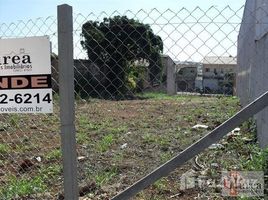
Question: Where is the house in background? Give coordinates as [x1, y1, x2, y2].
[175, 61, 199, 92]
[202, 56, 237, 94]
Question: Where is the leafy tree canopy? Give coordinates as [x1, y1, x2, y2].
[81, 15, 163, 97]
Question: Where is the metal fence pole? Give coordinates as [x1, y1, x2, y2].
[58, 4, 79, 200]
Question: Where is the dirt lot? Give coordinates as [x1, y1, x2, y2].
[2, 93, 259, 199]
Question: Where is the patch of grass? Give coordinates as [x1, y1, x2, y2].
[197, 118, 268, 198]
[242, 145, 268, 171]
[156, 136, 170, 149]
[153, 178, 169, 191]
[45, 149, 62, 161]
[183, 115, 195, 123]
[0, 175, 47, 200]
[138, 92, 190, 100]
[9, 114, 20, 128]
[142, 133, 170, 149]
[42, 114, 60, 131]
[78, 115, 101, 131]
[39, 164, 62, 183]
[96, 133, 115, 152]
[52, 92, 60, 102]
[107, 125, 128, 135]
[160, 152, 173, 163]
[142, 133, 157, 144]
[1, 93, 243, 199]
[238, 145, 268, 200]
[94, 167, 118, 187]
[0, 164, 62, 199]
[77, 115, 109, 144]
[112, 152, 124, 163]
[77, 131, 89, 144]
[0, 144, 10, 155]
[15, 143, 39, 153]
[0, 122, 8, 131]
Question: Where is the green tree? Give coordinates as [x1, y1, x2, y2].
[81, 15, 163, 98]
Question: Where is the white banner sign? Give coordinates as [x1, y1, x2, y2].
[0, 36, 53, 113]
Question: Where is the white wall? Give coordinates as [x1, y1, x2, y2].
[237, 0, 268, 148]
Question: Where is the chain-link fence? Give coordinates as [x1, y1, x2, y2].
[0, 14, 61, 200]
[2, 4, 267, 200]
[70, 6, 243, 98]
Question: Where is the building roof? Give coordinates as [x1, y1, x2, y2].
[202, 56, 237, 65]
[175, 61, 202, 67]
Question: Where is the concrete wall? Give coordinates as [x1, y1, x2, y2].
[237, 0, 268, 148]
[52, 56, 174, 94]
[162, 55, 177, 95]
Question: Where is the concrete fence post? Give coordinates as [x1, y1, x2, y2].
[58, 4, 79, 200]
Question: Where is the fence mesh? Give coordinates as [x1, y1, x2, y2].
[1, 5, 266, 200]
[70, 6, 243, 98]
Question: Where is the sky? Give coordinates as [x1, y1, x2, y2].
[0, 0, 246, 24]
[0, 0, 247, 61]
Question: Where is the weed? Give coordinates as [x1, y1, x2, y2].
[156, 136, 170, 149]
[77, 115, 103, 144]
[153, 178, 169, 191]
[108, 125, 128, 135]
[94, 167, 118, 187]
[0, 175, 47, 200]
[96, 134, 115, 152]
[184, 115, 194, 123]
[197, 116, 267, 199]
[0, 164, 62, 199]
[0, 144, 10, 155]
[45, 149, 62, 161]
[9, 114, 20, 128]
[0, 122, 8, 131]
[142, 133, 157, 144]
[238, 146, 268, 200]
[52, 92, 60, 102]
[15, 143, 39, 153]
[141, 122, 150, 128]
[242, 145, 268, 171]
[1, 93, 245, 199]
[77, 131, 90, 144]
[79, 116, 100, 131]
[160, 152, 173, 163]
[112, 152, 124, 163]
[138, 92, 189, 101]
[39, 164, 62, 183]
[142, 133, 170, 150]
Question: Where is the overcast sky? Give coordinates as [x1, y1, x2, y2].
[1, 0, 246, 23]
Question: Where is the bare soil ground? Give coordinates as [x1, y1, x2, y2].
[0, 94, 244, 199]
